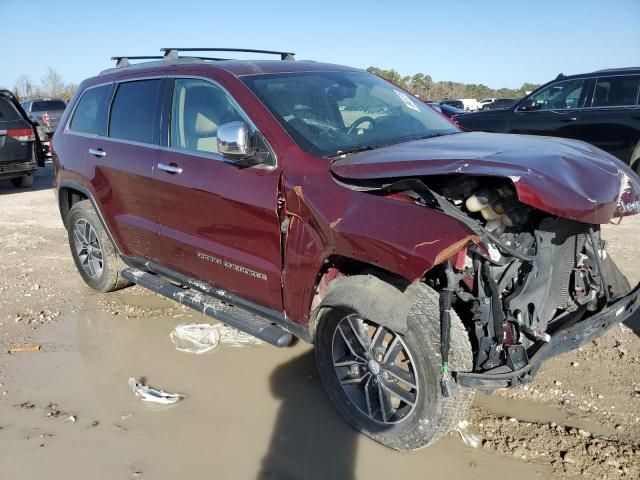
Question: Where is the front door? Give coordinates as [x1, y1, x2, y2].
[508, 77, 590, 140]
[153, 77, 283, 311]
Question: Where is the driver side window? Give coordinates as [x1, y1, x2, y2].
[529, 79, 586, 110]
[170, 79, 246, 155]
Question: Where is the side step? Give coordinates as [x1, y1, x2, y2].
[121, 268, 293, 347]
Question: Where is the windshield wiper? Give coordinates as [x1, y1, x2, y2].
[403, 132, 458, 142]
[328, 143, 389, 159]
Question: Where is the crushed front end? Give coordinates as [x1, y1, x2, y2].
[418, 175, 640, 390]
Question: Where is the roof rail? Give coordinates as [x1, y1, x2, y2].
[160, 48, 296, 61]
[111, 56, 164, 68]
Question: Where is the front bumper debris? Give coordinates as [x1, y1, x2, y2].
[456, 282, 640, 390]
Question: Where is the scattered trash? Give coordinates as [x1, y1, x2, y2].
[64, 415, 76, 424]
[7, 345, 41, 353]
[91, 420, 100, 427]
[169, 323, 263, 354]
[456, 419, 485, 448]
[120, 412, 133, 421]
[128, 378, 184, 405]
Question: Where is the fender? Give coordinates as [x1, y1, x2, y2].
[311, 274, 423, 338]
[57, 179, 123, 255]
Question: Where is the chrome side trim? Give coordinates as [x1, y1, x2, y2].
[157, 163, 183, 174]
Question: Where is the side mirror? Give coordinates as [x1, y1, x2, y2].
[518, 98, 538, 111]
[217, 121, 257, 161]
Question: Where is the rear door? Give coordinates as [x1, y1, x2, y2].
[66, 80, 163, 262]
[577, 74, 640, 163]
[153, 77, 284, 311]
[508, 78, 591, 139]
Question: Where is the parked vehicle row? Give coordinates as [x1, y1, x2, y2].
[453, 68, 640, 171]
[52, 49, 640, 451]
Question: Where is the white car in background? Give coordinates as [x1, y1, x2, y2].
[477, 98, 496, 110]
[458, 98, 479, 111]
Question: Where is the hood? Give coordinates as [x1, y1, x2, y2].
[330, 132, 640, 224]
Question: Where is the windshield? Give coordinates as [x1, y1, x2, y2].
[242, 71, 459, 157]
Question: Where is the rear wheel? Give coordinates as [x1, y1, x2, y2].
[315, 281, 473, 450]
[66, 200, 131, 292]
[11, 173, 34, 188]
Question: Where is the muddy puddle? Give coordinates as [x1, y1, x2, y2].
[474, 392, 620, 439]
[0, 307, 551, 479]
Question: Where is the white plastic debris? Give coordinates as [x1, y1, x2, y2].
[128, 378, 184, 405]
[64, 415, 76, 424]
[169, 323, 263, 354]
[456, 420, 485, 448]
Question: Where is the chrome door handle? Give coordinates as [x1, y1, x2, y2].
[559, 117, 577, 122]
[158, 163, 183, 174]
[88, 148, 106, 157]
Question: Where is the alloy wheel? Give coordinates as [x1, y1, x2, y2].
[73, 219, 103, 279]
[331, 314, 419, 424]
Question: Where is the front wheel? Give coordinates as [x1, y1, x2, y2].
[315, 282, 474, 450]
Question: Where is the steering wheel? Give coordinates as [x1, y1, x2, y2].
[347, 116, 376, 136]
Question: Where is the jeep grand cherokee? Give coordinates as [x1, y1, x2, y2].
[52, 48, 640, 450]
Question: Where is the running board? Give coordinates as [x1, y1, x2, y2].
[121, 268, 293, 347]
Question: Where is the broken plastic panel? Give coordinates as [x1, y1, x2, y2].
[169, 323, 264, 354]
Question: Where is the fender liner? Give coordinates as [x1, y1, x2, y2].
[311, 274, 422, 339]
[57, 179, 123, 255]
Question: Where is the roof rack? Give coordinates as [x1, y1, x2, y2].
[160, 48, 296, 61]
[111, 56, 164, 68]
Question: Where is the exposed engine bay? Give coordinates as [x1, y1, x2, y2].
[337, 173, 633, 379]
[428, 175, 632, 374]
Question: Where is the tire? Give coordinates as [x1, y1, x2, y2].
[66, 199, 131, 292]
[315, 280, 473, 450]
[11, 173, 34, 188]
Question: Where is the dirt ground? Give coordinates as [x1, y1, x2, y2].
[1, 164, 639, 479]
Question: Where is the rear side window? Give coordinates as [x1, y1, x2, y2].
[0, 97, 21, 121]
[109, 80, 161, 144]
[69, 84, 112, 135]
[592, 76, 640, 107]
[31, 100, 67, 111]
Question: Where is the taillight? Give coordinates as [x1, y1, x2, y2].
[41, 113, 50, 125]
[7, 128, 36, 142]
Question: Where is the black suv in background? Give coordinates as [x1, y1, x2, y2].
[0, 89, 45, 187]
[454, 68, 640, 172]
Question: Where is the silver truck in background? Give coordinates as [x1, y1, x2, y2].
[21, 98, 67, 138]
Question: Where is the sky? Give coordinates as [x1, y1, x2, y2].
[1, 0, 639, 91]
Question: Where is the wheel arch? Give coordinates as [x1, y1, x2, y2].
[57, 180, 122, 254]
[308, 267, 429, 342]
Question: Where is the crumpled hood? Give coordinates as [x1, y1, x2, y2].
[330, 132, 640, 224]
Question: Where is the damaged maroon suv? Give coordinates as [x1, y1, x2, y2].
[52, 48, 640, 450]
